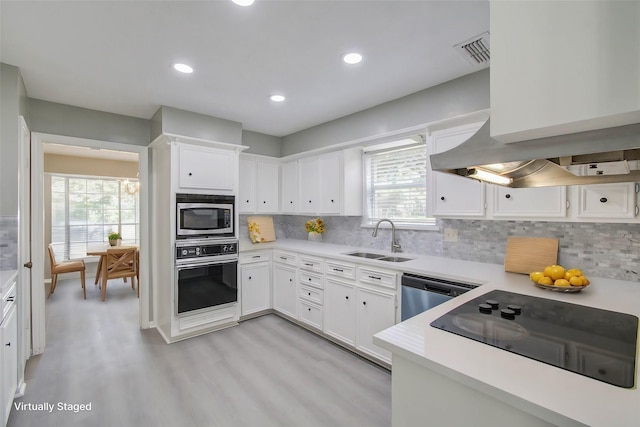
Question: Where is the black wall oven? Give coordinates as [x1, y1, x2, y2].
[176, 193, 234, 238]
[175, 239, 238, 317]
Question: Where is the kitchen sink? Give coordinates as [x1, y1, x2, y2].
[344, 252, 413, 262]
[344, 252, 386, 259]
[378, 256, 413, 263]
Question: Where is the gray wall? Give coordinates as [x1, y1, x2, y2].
[151, 106, 242, 145]
[281, 69, 489, 156]
[28, 98, 150, 146]
[0, 63, 28, 216]
[242, 130, 281, 157]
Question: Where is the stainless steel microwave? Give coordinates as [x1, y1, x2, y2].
[176, 194, 234, 238]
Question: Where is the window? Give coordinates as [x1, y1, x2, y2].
[50, 175, 139, 260]
[364, 140, 434, 227]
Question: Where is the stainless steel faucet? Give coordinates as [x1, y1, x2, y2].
[372, 219, 402, 253]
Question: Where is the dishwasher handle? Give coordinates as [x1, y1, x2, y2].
[402, 273, 478, 297]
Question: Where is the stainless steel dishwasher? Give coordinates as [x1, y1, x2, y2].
[401, 273, 479, 321]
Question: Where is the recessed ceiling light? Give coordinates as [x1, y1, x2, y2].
[232, 0, 254, 6]
[342, 52, 363, 65]
[270, 94, 286, 102]
[173, 63, 194, 74]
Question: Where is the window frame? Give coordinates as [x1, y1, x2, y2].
[361, 138, 437, 230]
[49, 173, 140, 261]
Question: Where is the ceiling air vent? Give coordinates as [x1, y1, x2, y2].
[454, 31, 490, 65]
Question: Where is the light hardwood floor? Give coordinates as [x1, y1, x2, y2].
[8, 277, 391, 427]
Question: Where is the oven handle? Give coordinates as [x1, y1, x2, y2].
[176, 258, 238, 269]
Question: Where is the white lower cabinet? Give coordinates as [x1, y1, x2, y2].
[323, 278, 356, 346]
[272, 264, 297, 319]
[356, 286, 396, 364]
[240, 261, 271, 317]
[1, 305, 17, 427]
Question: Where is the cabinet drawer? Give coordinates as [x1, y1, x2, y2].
[326, 261, 356, 280]
[299, 299, 323, 330]
[358, 267, 397, 290]
[299, 271, 323, 289]
[299, 284, 323, 306]
[273, 251, 298, 266]
[299, 255, 324, 273]
[240, 251, 271, 264]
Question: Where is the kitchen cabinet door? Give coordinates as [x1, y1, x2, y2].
[298, 157, 320, 214]
[323, 278, 356, 346]
[430, 123, 485, 217]
[319, 152, 341, 214]
[493, 186, 567, 218]
[272, 265, 297, 319]
[256, 161, 280, 213]
[238, 157, 257, 213]
[281, 161, 298, 213]
[577, 183, 638, 219]
[178, 144, 235, 192]
[1, 306, 17, 427]
[240, 262, 271, 317]
[356, 287, 395, 364]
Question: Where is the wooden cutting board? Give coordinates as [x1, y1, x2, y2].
[504, 237, 559, 274]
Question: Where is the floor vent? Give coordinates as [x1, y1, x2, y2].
[454, 31, 490, 65]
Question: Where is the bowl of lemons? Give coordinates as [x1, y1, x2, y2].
[530, 265, 590, 293]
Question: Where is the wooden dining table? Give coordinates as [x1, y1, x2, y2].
[86, 243, 139, 301]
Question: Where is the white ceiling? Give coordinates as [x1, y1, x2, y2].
[1, 0, 489, 137]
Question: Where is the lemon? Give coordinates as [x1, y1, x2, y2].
[543, 265, 554, 278]
[569, 276, 584, 287]
[554, 279, 570, 287]
[567, 268, 583, 277]
[564, 271, 578, 280]
[530, 272, 544, 282]
[537, 277, 553, 286]
[581, 276, 590, 286]
[548, 265, 566, 281]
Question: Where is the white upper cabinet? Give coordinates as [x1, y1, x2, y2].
[491, 1, 640, 142]
[577, 183, 639, 219]
[238, 155, 279, 214]
[239, 157, 257, 213]
[493, 186, 567, 218]
[295, 148, 363, 216]
[281, 161, 298, 213]
[178, 143, 236, 193]
[298, 156, 320, 214]
[430, 123, 486, 217]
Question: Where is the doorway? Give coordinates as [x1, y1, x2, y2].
[30, 133, 150, 355]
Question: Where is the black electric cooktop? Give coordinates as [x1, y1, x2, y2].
[430, 290, 638, 388]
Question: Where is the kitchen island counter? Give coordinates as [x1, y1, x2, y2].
[373, 274, 640, 427]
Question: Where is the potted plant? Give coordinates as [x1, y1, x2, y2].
[108, 232, 121, 246]
[305, 218, 325, 241]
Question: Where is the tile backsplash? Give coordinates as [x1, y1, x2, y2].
[240, 215, 640, 281]
[0, 216, 18, 270]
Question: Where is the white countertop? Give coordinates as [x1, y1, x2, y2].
[241, 238, 640, 427]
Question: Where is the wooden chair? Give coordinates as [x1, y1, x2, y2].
[102, 247, 138, 301]
[47, 244, 86, 299]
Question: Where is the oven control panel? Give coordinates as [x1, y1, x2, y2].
[176, 239, 238, 261]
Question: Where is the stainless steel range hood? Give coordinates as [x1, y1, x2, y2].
[430, 119, 640, 188]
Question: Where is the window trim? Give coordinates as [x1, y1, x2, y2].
[361, 138, 436, 230]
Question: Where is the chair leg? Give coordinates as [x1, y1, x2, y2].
[81, 269, 86, 300]
[48, 274, 57, 298]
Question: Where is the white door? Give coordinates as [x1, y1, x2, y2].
[356, 287, 395, 363]
[323, 278, 356, 346]
[17, 116, 31, 391]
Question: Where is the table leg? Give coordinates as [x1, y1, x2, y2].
[95, 256, 103, 285]
[101, 256, 107, 302]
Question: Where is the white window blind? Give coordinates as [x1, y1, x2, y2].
[50, 175, 139, 261]
[364, 142, 433, 226]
